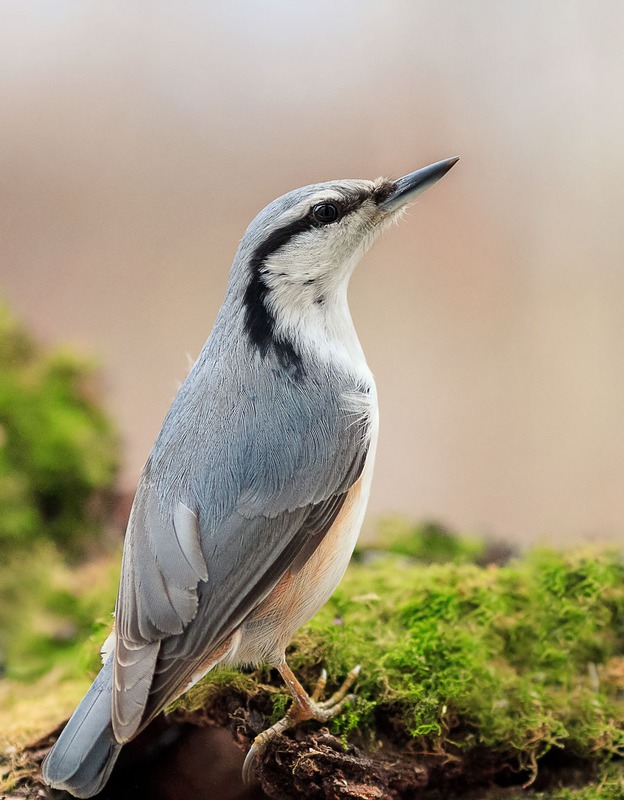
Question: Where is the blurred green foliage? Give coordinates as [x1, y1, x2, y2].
[0, 298, 119, 676]
[2, 547, 120, 682]
[0, 299, 118, 553]
[355, 517, 507, 565]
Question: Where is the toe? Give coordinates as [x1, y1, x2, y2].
[317, 664, 361, 709]
[310, 667, 328, 701]
[308, 692, 357, 723]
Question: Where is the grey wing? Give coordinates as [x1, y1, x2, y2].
[111, 367, 373, 741]
[111, 489, 209, 741]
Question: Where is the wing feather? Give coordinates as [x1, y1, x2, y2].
[112, 640, 159, 742]
[116, 489, 208, 643]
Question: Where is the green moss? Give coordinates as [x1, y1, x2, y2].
[355, 517, 488, 564]
[184, 547, 624, 779]
[4, 543, 623, 798]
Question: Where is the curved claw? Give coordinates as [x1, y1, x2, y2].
[242, 741, 259, 786]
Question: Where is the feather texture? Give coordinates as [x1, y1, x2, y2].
[111, 335, 374, 735]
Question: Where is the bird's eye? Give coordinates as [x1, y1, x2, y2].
[311, 202, 340, 224]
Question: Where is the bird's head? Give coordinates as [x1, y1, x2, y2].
[228, 158, 458, 371]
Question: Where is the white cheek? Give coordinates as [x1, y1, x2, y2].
[264, 214, 376, 291]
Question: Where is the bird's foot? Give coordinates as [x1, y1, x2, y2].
[241, 664, 361, 785]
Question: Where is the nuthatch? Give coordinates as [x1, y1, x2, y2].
[43, 157, 458, 796]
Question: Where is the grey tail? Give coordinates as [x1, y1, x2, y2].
[42, 656, 122, 798]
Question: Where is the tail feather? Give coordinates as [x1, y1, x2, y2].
[42, 657, 122, 798]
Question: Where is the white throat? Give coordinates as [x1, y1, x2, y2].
[265, 263, 369, 375]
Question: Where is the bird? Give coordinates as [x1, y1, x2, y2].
[42, 156, 458, 797]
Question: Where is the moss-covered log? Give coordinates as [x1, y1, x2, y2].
[2, 547, 623, 798]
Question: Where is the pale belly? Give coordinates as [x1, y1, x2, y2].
[232, 416, 379, 666]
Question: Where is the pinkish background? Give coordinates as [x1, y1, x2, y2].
[2, 2, 624, 547]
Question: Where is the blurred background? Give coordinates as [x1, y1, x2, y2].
[2, 0, 624, 766]
[3, 1, 624, 555]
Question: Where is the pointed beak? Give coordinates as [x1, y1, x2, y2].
[378, 156, 459, 212]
